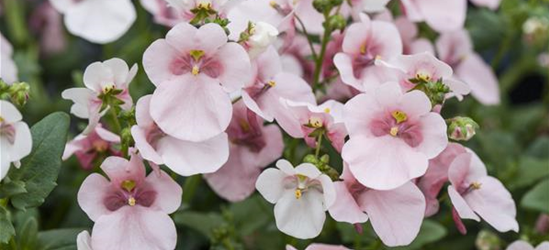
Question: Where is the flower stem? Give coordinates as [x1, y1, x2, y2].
[312, 11, 332, 90]
[315, 132, 324, 158]
[110, 107, 122, 133]
[295, 14, 318, 60]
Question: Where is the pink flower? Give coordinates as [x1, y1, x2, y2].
[376, 52, 471, 100]
[255, 159, 336, 239]
[400, 0, 466, 32]
[77, 231, 92, 250]
[29, 1, 67, 55]
[284, 100, 347, 152]
[131, 95, 229, 176]
[50, 0, 136, 44]
[334, 14, 402, 92]
[342, 82, 448, 190]
[140, 0, 182, 27]
[62, 58, 137, 134]
[447, 150, 519, 234]
[506, 241, 549, 250]
[63, 124, 121, 170]
[286, 243, 351, 250]
[0, 100, 32, 181]
[164, 0, 232, 23]
[0, 32, 18, 84]
[143, 22, 250, 142]
[77, 152, 182, 250]
[204, 101, 284, 202]
[417, 142, 466, 217]
[436, 29, 500, 105]
[328, 164, 426, 246]
[394, 17, 434, 55]
[242, 46, 315, 138]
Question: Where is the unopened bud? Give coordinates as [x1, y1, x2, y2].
[447, 116, 479, 141]
[247, 22, 278, 58]
[313, 0, 331, 13]
[325, 14, 346, 32]
[475, 230, 501, 250]
[8, 82, 30, 106]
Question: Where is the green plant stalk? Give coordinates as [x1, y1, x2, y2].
[312, 11, 333, 89]
[315, 132, 324, 158]
[295, 14, 319, 60]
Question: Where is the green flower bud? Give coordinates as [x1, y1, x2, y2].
[313, 0, 331, 13]
[475, 230, 501, 250]
[447, 116, 479, 141]
[7, 82, 30, 106]
[325, 14, 346, 32]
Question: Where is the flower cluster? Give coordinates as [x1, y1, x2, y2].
[43, 0, 527, 249]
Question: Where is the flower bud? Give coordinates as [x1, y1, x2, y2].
[7, 82, 30, 106]
[475, 230, 501, 250]
[325, 14, 346, 32]
[447, 116, 479, 141]
[247, 22, 278, 58]
[313, 0, 331, 13]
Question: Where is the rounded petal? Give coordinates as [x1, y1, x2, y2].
[276, 159, 297, 176]
[77, 173, 111, 221]
[507, 241, 535, 250]
[464, 176, 519, 232]
[0, 100, 21, 124]
[61, 88, 95, 119]
[76, 231, 93, 250]
[195, 23, 229, 52]
[360, 182, 426, 246]
[156, 133, 229, 176]
[214, 43, 251, 92]
[343, 93, 380, 137]
[64, 0, 136, 44]
[102, 58, 131, 89]
[448, 185, 480, 221]
[142, 39, 181, 86]
[147, 170, 183, 214]
[91, 206, 177, 250]
[131, 126, 163, 165]
[456, 54, 500, 105]
[294, 163, 322, 179]
[8, 122, 32, 161]
[342, 20, 370, 54]
[417, 0, 466, 32]
[342, 136, 428, 190]
[415, 113, 448, 159]
[399, 90, 432, 118]
[274, 190, 326, 239]
[256, 168, 287, 204]
[318, 175, 336, 208]
[150, 75, 232, 142]
[95, 125, 121, 143]
[100, 156, 146, 186]
[328, 182, 368, 224]
[334, 53, 363, 90]
[255, 125, 285, 167]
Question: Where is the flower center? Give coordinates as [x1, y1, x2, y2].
[309, 116, 323, 128]
[128, 196, 136, 206]
[267, 80, 276, 87]
[0, 116, 4, 123]
[294, 189, 302, 199]
[102, 83, 116, 94]
[389, 127, 399, 136]
[415, 71, 431, 82]
[121, 180, 136, 192]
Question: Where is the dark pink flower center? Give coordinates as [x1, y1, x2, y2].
[103, 181, 157, 211]
[369, 110, 423, 147]
[169, 50, 223, 79]
[228, 111, 266, 153]
[0, 121, 16, 144]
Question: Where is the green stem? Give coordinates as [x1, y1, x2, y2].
[315, 132, 324, 158]
[294, 14, 318, 60]
[110, 108, 122, 133]
[312, 11, 333, 89]
[182, 175, 202, 205]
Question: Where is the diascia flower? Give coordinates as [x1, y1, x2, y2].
[204, 101, 284, 202]
[77, 152, 182, 250]
[447, 150, 519, 234]
[143, 22, 251, 142]
[333, 14, 402, 92]
[506, 241, 549, 250]
[63, 123, 121, 170]
[328, 164, 426, 247]
[0, 100, 32, 181]
[242, 46, 316, 138]
[62, 58, 137, 134]
[436, 29, 500, 105]
[342, 82, 448, 190]
[1, 32, 18, 84]
[131, 95, 229, 176]
[50, 0, 136, 44]
[400, 0, 466, 32]
[255, 159, 336, 239]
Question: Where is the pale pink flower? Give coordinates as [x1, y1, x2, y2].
[342, 82, 448, 190]
[400, 0, 466, 32]
[334, 14, 402, 92]
[30, 1, 67, 55]
[436, 29, 500, 105]
[226, 0, 284, 41]
[245, 22, 280, 58]
[506, 241, 549, 250]
[417, 142, 466, 217]
[242, 46, 315, 138]
[536, 214, 549, 234]
[143, 22, 250, 142]
[77, 152, 182, 250]
[63, 124, 121, 170]
[1, 32, 18, 84]
[329, 164, 425, 246]
[394, 17, 434, 55]
[131, 95, 229, 176]
[376, 52, 471, 100]
[447, 150, 519, 233]
[77, 231, 92, 250]
[284, 100, 347, 152]
[255, 159, 336, 239]
[0, 100, 32, 181]
[286, 243, 351, 250]
[50, 0, 136, 44]
[140, 0, 182, 27]
[204, 101, 283, 202]
[62, 58, 137, 134]
[164, 0, 232, 23]
[280, 35, 316, 82]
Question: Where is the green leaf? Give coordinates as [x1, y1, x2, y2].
[393, 220, 447, 250]
[37, 228, 84, 250]
[8, 112, 70, 210]
[0, 206, 15, 244]
[521, 178, 549, 214]
[173, 211, 224, 238]
[509, 157, 549, 189]
[17, 216, 38, 250]
[230, 195, 271, 236]
[0, 179, 27, 198]
[527, 136, 549, 159]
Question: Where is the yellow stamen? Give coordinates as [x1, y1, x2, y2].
[0, 116, 4, 123]
[295, 189, 302, 199]
[267, 80, 276, 87]
[128, 197, 136, 206]
[269, 0, 277, 7]
[416, 71, 431, 82]
[189, 50, 205, 61]
[471, 182, 482, 190]
[359, 43, 367, 55]
[389, 127, 399, 136]
[192, 65, 200, 76]
[93, 141, 109, 152]
[103, 84, 115, 93]
[374, 55, 382, 61]
[309, 116, 323, 128]
[239, 119, 250, 132]
[121, 180, 136, 192]
[391, 110, 407, 124]
[324, 108, 331, 113]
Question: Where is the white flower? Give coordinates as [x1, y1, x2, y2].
[248, 22, 279, 58]
[77, 231, 93, 250]
[256, 159, 336, 239]
[1, 32, 18, 84]
[61, 58, 137, 134]
[362, 0, 390, 13]
[0, 100, 32, 181]
[50, 0, 136, 44]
